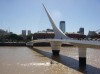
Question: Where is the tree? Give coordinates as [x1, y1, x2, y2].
[26, 34, 33, 42]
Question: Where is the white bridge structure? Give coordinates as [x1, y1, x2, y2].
[27, 4, 100, 68]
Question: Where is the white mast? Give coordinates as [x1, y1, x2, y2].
[42, 4, 69, 39]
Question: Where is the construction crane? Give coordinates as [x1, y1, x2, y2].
[96, 29, 100, 32]
[95, 29, 100, 34]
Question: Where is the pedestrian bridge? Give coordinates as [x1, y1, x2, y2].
[26, 4, 100, 69]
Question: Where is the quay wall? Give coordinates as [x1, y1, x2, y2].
[0, 42, 73, 46]
[0, 42, 26, 46]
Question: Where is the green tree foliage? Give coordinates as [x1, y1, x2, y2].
[0, 34, 24, 42]
[26, 34, 32, 42]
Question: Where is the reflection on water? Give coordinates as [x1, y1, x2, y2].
[0, 46, 100, 74]
[20, 62, 51, 66]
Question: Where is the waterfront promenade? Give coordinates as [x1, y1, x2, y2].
[0, 46, 100, 74]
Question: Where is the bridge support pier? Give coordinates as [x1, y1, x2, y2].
[50, 42, 61, 56]
[52, 50, 60, 56]
[78, 47, 87, 69]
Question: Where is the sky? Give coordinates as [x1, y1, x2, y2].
[0, 0, 100, 35]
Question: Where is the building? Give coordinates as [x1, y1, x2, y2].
[46, 29, 53, 32]
[22, 30, 26, 36]
[33, 32, 54, 40]
[0, 29, 8, 35]
[28, 30, 31, 35]
[59, 21, 65, 33]
[65, 32, 86, 39]
[88, 31, 97, 36]
[78, 28, 84, 34]
[87, 31, 100, 39]
[33, 31, 86, 40]
[22, 30, 26, 39]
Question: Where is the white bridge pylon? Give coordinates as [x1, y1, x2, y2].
[42, 4, 69, 39]
[27, 4, 100, 69]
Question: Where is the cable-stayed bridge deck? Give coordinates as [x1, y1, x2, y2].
[30, 39, 100, 49]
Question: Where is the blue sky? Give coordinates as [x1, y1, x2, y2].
[0, 0, 100, 35]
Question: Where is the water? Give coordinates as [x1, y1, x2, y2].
[0, 46, 100, 74]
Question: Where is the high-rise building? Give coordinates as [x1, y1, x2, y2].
[28, 30, 31, 35]
[59, 21, 65, 33]
[79, 28, 84, 34]
[22, 30, 26, 36]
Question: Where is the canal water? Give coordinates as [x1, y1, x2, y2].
[0, 46, 100, 74]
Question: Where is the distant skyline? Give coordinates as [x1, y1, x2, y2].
[0, 0, 100, 35]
